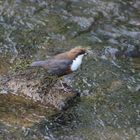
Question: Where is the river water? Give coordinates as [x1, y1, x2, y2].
[0, 0, 140, 140]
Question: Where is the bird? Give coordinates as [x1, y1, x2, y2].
[30, 47, 87, 77]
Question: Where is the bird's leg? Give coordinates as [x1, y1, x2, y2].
[60, 80, 66, 89]
[54, 77, 72, 92]
[58, 78, 80, 95]
[60, 80, 72, 92]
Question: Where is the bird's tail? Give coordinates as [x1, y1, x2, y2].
[30, 61, 46, 67]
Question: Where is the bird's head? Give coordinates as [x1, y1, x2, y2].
[68, 47, 87, 59]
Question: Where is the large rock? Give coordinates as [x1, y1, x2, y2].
[0, 68, 78, 110]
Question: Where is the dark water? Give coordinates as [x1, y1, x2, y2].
[0, 0, 140, 139]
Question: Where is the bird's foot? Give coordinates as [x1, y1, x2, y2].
[55, 80, 72, 92]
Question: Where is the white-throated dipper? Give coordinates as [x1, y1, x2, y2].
[30, 47, 87, 76]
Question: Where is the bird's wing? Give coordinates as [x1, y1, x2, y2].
[46, 59, 72, 76]
[31, 59, 72, 76]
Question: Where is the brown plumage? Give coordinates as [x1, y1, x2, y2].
[54, 47, 86, 59]
[31, 47, 86, 76]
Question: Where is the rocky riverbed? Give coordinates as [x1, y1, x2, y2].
[0, 0, 140, 139]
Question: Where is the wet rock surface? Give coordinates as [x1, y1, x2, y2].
[0, 94, 56, 127]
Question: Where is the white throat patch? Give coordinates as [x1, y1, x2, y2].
[71, 54, 84, 71]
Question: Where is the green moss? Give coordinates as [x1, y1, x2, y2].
[11, 58, 32, 73]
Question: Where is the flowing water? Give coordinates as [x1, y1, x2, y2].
[0, 0, 140, 140]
